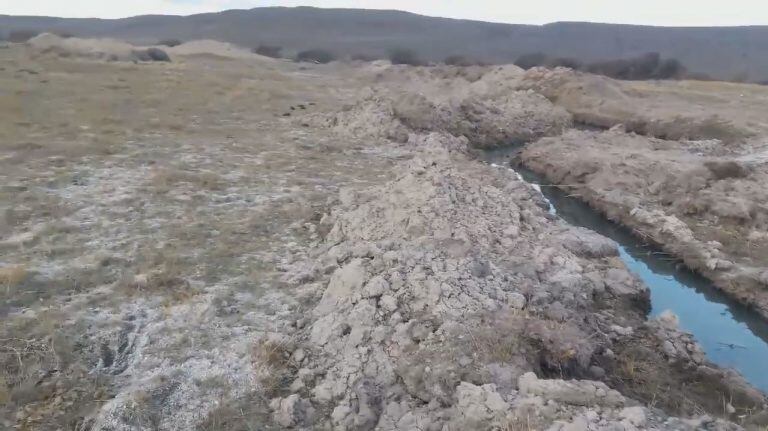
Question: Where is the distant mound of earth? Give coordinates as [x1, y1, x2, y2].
[27, 33, 171, 62]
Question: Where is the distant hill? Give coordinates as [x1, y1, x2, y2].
[2, 6, 767, 81]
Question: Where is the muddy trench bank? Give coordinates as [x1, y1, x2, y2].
[520, 130, 768, 322]
[515, 66, 768, 322]
[488, 148, 768, 392]
[257, 146, 766, 430]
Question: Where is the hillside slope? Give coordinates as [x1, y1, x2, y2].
[1, 7, 768, 81]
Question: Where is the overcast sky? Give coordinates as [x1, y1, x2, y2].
[1, 0, 767, 26]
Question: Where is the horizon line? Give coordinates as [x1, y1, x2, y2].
[2, 6, 768, 29]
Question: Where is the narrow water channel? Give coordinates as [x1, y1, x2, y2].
[483, 149, 768, 394]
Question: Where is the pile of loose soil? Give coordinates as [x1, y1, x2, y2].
[168, 39, 266, 60]
[255, 134, 764, 430]
[26, 33, 171, 63]
[518, 67, 763, 145]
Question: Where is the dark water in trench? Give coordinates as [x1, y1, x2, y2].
[483, 149, 768, 393]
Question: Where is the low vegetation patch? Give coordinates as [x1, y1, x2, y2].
[388, 48, 424, 66]
[252, 338, 296, 398]
[7, 29, 40, 43]
[0, 264, 27, 296]
[132, 47, 171, 62]
[118, 244, 199, 302]
[149, 167, 225, 193]
[253, 44, 283, 58]
[516, 51, 688, 80]
[157, 38, 182, 47]
[444, 55, 483, 66]
[350, 53, 377, 62]
[295, 49, 335, 64]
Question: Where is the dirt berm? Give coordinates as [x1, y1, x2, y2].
[519, 68, 768, 319]
[255, 135, 765, 430]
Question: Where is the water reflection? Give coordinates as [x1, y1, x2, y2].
[483, 149, 768, 393]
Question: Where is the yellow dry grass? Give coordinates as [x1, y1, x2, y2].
[0, 264, 27, 295]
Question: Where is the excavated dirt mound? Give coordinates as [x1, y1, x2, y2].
[167, 40, 266, 60]
[26, 33, 170, 63]
[518, 67, 761, 146]
[522, 129, 768, 319]
[323, 89, 571, 146]
[315, 64, 572, 147]
[251, 135, 764, 430]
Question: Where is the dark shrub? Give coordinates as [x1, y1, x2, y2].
[634, 52, 661, 78]
[132, 48, 171, 62]
[514, 52, 548, 70]
[132, 50, 151, 62]
[586, 58, 632, 79]
[253, 45, 282, 58]
[547, 57, 582, 70]
[512, 50, 688, 81]
[146, 48, 171, 62]
[586, 52, 685, 80]
[158, 39, 182, 47]
[351, 53, 377, 62]
[704, 160, 750, 180]
[730, 72, 750, 83]
[8, 30, 39, 43]
[52, 31, 75, 39]
[295, 49, 335, 64]
[655, 58, 686, 79]
[686, 72, 714, 81]
[444, 55, 475, 66]
[388, 48, 423, 66]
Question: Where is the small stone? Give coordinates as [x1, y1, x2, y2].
[619, 406, 647, 427]
[663, 340, 677, 357]
[269, 394, 315, 427]
[589, 366, 606, 379]
[562, 416, 589, 431]
[331, 404, 352, 425]
[658, 310, 680, 329]
[584, 410, 599, 422]
[363, 275, 389, 298]
[292, 348, 306, 363]
[380, 295, 398, 312]
[290, 379, 305, 392]
[410, 321, 432, 341]
[610, 325, 633, 336]
[470, 260, 492, 278]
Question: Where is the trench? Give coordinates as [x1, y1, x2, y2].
[482, 147, 768, 394]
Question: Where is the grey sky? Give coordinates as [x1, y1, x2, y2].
[1, 0, 767, 26]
